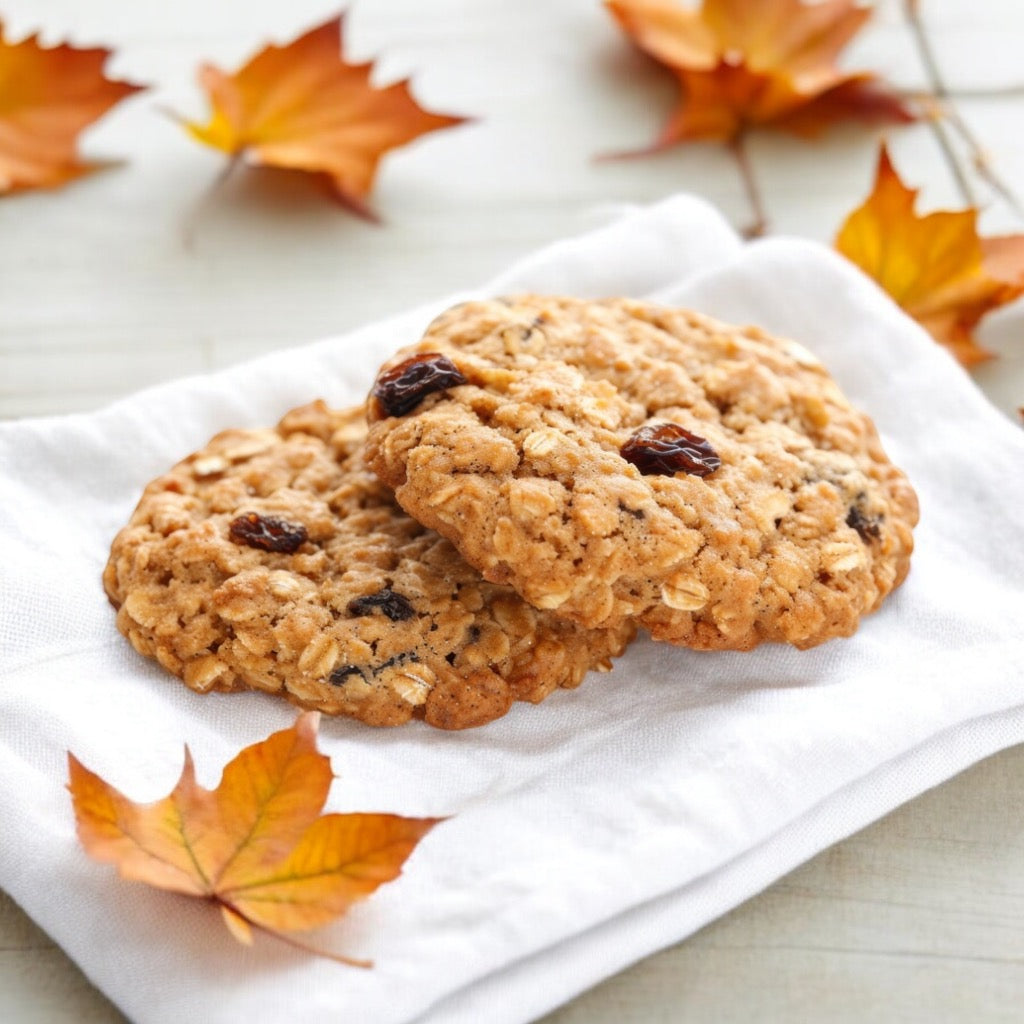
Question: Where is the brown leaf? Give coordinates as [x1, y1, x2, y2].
[178, 13, 468, 216]
[835, 144, 1024, 367]
[0, 21, 144, 194]
[605, 0, 914, 149]
[69, 712, 440, 964]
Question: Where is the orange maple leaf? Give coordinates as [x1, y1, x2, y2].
[0, 21, 144, 194]
[68, 712, 440, 965]
[605, 0, 914, 149]
[835, 145, 1024, 367]
[178, 13, 468, 217]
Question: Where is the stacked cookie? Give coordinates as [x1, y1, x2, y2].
[104, 296, 918, 728]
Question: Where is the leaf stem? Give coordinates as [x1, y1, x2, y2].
[180, 153, 245, 251]
[729, 131, 768, 239]
[222, 901, 373, 969]
[903, 0, 1024, 218]
[258, 924, 374, 969]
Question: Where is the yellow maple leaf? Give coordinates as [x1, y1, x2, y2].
[605, 0, 914, 148]
[0, 21, 144, 194]
[68, 712, 440, 964]
[836, 145, 1024, 367]
[179, 13, 468, 217]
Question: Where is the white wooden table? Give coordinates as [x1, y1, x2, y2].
[2, 1, 1023, 1020]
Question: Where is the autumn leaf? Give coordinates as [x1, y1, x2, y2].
[0, 21, 144, 195]
[604, 0, 914, 149]
[68, 712, 440, 965]
[177, 12, 468, 217]
[835, 144, 1024, 367]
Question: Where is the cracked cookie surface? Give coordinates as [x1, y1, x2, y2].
[364, 296, 919, 650]
[103, 401, 634, 728]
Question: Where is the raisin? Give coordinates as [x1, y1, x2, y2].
[228, 512, 308, 553]
[329, 665, 366, 687]
[375, 651, 419, 672]
[620, 423, 721, 477]
[846, 504, 882, 543]
[328, 651, 419, 687]
[372, 352, 467, 417]
[347, 588, 416, 622]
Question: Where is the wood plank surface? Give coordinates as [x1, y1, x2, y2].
[2, 0, 1023, 1020]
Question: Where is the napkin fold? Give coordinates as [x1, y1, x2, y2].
[2, 195, 1023, 1024]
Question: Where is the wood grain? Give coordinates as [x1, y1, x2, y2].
[2, 0, 1023, 1020]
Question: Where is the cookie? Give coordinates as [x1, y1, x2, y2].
[364, 296, 918, 650]
[103, 401, 634, 728]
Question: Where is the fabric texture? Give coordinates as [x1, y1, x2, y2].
[1, 195, 1022, 1024]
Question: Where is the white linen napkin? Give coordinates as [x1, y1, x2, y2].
[2, 195, 1023, 1024]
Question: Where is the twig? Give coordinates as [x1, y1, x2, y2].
[899, 85, 1024, 103]
[916, 94, 977, 207]
[938, 84, 1024, 100]
[729, 132, 768, 238]
[946, 109, 1024, 220]
[903, 0, 1024, 218]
